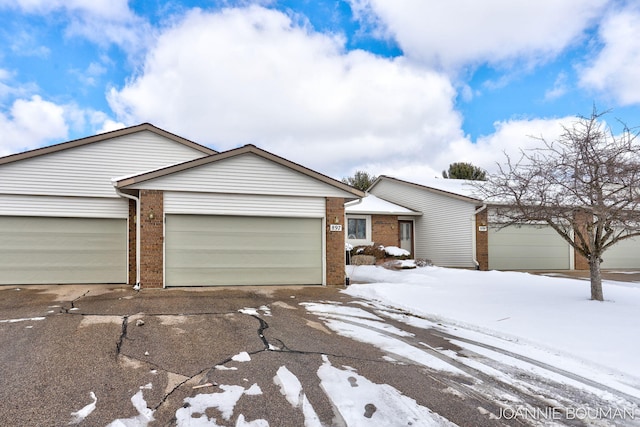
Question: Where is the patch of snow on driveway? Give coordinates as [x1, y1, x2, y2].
[317, 356, 456, 426]
[274, 366, 322, 427]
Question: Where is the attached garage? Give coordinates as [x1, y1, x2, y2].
[165, 215, 322, 286]
[0, 216, 127, 285]
[0, 126, 362, 289]
[488, 224, 572, 270]
[601, 237, 640, 269]
[115, 145, 363, 288]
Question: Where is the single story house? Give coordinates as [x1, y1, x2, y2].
[0, 124, 363, 288]
[366, 175, 640, 271]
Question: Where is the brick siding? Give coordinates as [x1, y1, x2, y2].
[371, 214, 399, 247]
[573, 211, 590, 270]
[140, 190, 164, 288]
[128, 199, 137, 286]
[476, 208, 489, 271]
[326, 197, 346, 286]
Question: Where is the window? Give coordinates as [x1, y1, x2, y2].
[348, 218, 367, 239]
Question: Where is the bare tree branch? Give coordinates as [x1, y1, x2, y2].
[476, 109, 640, 301]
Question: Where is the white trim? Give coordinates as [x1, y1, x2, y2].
[163, 211, 167, 289]
[0, 194, 128, 218]
[345, 214, 372, 246]
[322, 217, 327, 286]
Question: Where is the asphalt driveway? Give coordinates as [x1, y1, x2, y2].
[1, 284, 637, 426]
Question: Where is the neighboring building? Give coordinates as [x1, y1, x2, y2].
[0, 124, 363, 288]
[368, 175, 483, 268]
[368, 175, 640, 271]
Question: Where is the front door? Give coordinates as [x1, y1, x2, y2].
[399, 221, 414, 256]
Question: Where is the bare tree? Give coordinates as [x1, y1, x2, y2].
[478, 109, 640, 301]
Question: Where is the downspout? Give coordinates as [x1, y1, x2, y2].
[114, 186, 140, 290]
[472, 204, 488, 270]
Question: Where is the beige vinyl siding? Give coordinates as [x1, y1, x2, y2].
[0, 194, 128, 218]
[129, 153, 353, 198]
[0, 216, 127, 284]
[370, 180, 477, 267]
[488, 224, 571, 270]
[165, 215, 322, 286]
[602, 237, 640, 269]
[164, 192, 325, 217]
[0, 130, 208, 198]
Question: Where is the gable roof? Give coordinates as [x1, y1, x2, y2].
[369, 175, 482, 203]
[115, 144, 365, 199]
[0, 123, 217, 166]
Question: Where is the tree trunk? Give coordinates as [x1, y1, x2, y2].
[589, 256, 604, 301]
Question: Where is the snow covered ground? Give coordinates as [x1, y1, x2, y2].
[344, 265, 640, 392]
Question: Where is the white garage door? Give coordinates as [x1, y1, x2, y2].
[489, 224, 571, 270]
[601, 237, 640, 269]
[165, 215, 322, 286]
[0, 216, 128, 285]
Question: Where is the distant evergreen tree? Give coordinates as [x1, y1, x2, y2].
[442, 162, 487, 180]
[342, 171, 377, 191]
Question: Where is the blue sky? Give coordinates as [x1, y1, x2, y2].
[1, 0, 639, 182]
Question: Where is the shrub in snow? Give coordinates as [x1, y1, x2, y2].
[351, 244, 386, 260]
[351, 255, 376, 265]
[383, 246, 410, 258]
[414, 258, 432, 267]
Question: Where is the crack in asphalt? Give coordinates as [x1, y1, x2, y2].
[115, 315, 129, 358]
[60, 300, 411, 420]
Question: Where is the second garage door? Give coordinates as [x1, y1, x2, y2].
[489, 224, 571, 270]
[165, 215, 322, 286]
[0, 216, 128, 285]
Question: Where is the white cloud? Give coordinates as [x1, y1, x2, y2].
[444, 117, 571, 174]
[579, 5, 640, 106]
[544, 72, 569, 101]
[0, 0, 132, 20]
[0, 95, 68, 156]
[0, 94, 124, 156]
[348, 0, 608, 70]
[0, 0, 152, 57]
[108, 6, 465, 178]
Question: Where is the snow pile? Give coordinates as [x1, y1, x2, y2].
[383, 246, 410, 257]
[343, 266, 640, 381]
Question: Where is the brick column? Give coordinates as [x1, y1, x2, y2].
[128, 198, 137, 286]
[326, 197, 346, 286]
[371, 214, 399, 247]
[475, 208, 489, 271]
[574, 210, 591, 270]
[140, 190, 164, 289]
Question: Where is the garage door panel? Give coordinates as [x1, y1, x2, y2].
[166, 215, 322, 286]
[602, 236, 640, 269]
[167, 266, 320, 286]
[0, 216, 127, 284]
[489, 224, 570, 270]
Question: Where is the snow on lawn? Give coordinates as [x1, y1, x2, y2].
[344, 266, 640, 384]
